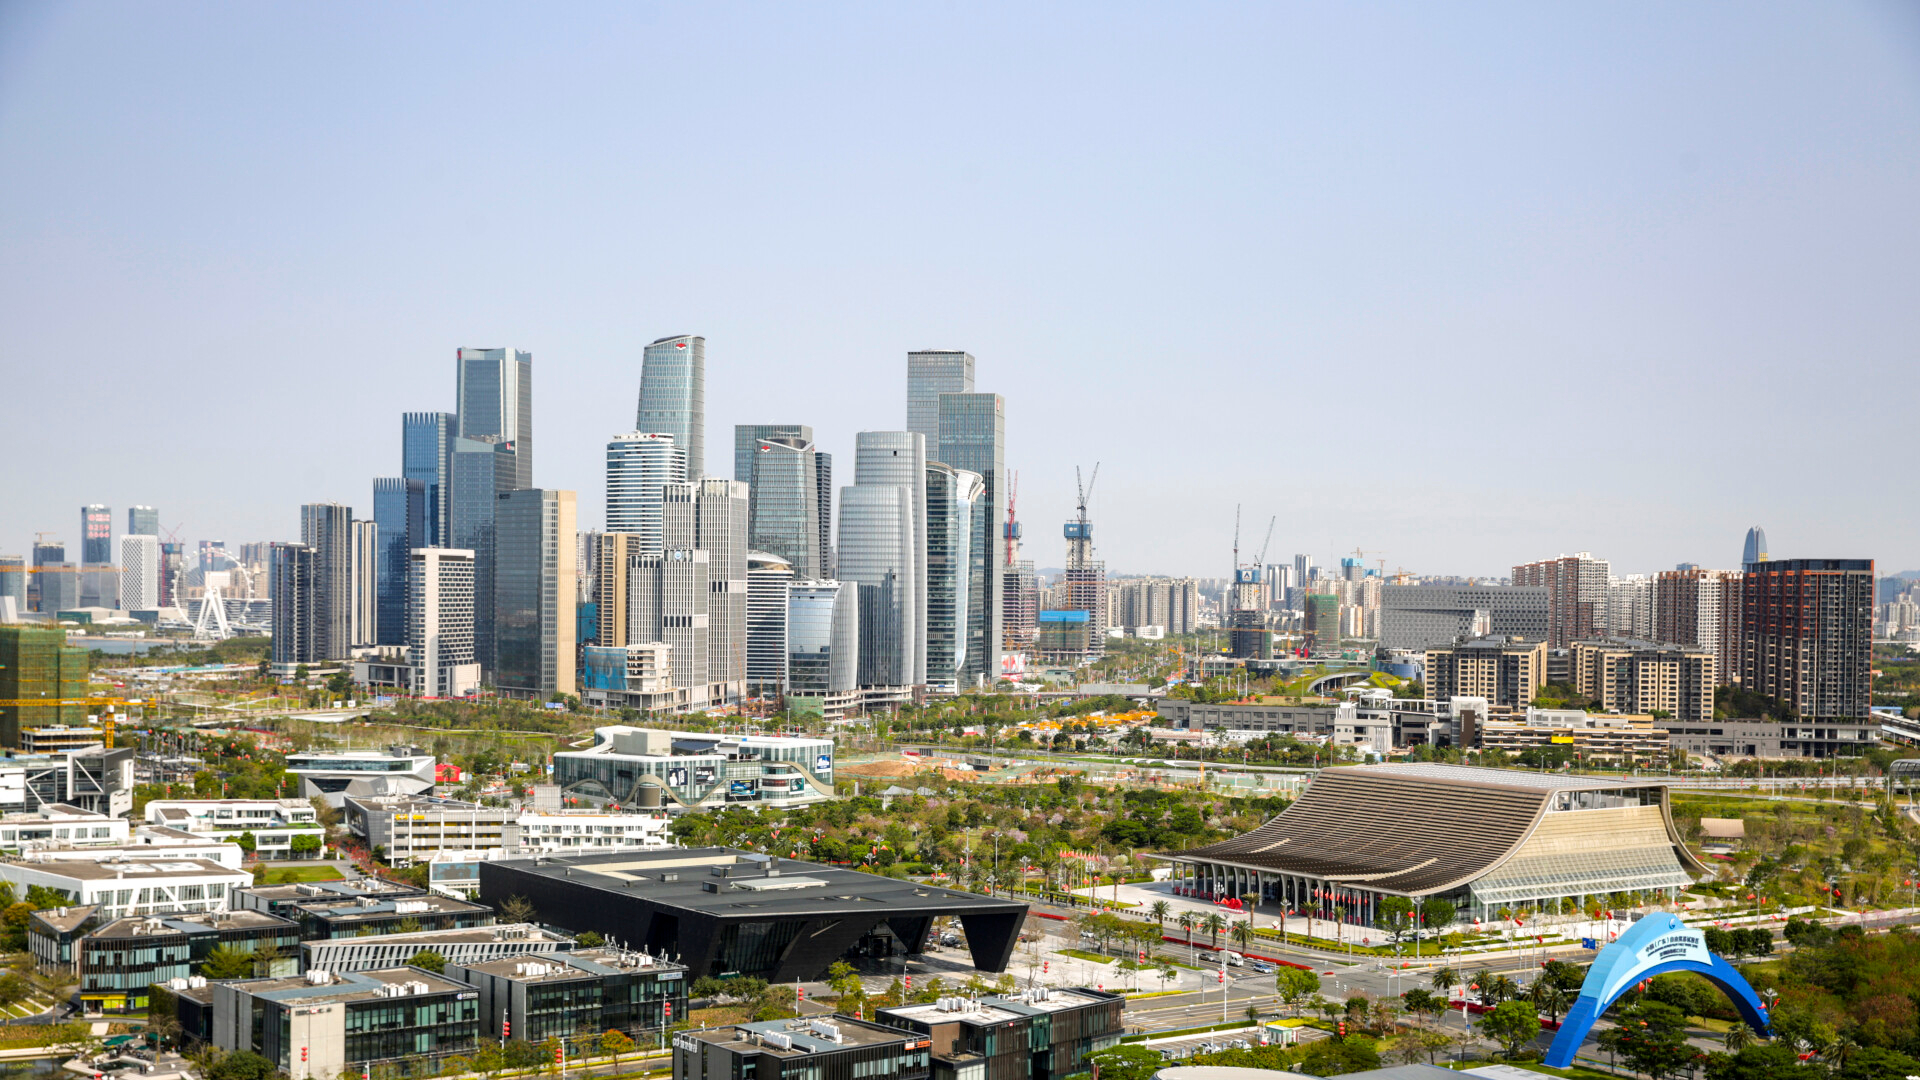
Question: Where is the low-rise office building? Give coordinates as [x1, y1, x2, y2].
[0, 804, 129, 852]
[877, 988, 1124, 1080]
[518, 810, 672, 854]
[676, 1017, 933, 1080]
[18, 726, 107, 754]
[280, 892, 494, 940]
[11, 827, 247, 868]
[0, 857, 249, 919]
[552, 727, 834, 813]
[301, 923, 573, 974]
[0, 746, 135, 817]
[1657, 719, 1881, 760]
[345, 794, 516, 865]
[286, 746, 437, 806]
[1477, 709, 1670, 762]
[144, 798, 327, 861]
[233, 877, 425, 919]
[207, 967, 481, 1076]
[70, 910, 301, 1015]
[1153, 699, 1345, 738]
[448, 947, 688, 1044]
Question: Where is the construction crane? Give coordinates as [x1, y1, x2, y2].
[1004, 470, 1021, 564]
[1073, 463, 1100, 532]
[1255, 515, 1276, 568]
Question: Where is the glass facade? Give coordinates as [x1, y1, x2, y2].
[606, 433, 687, 556]
[923, 464, 979, 690]
[936, 394, 1005, 686]
[852, 433, 926, 686]
[373, 477, 426, 647]
[788, 580, 857, 693]
[495, 489, 576, 698]
[456, 348, 533, 489]
[839, 485, 916, 688]
[80, 504, 112, 566]
[636, 335, 705, 478]
[747, 553, 794, 696]
[451, 435, 519, 676]
[745, 436, 826, 578]
[906, 350, 974, 444]
[734, 423, 812, 485]
[403, 411, 456, 546]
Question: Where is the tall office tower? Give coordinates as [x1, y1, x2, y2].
[923, 463, 982, 689]
[787, 580, 859, 696]
[636, 335, 705, 478]
[606, 433, 688, 556]
[372, 478, 427, 647]
[38, 564, 80, 614]
[299, 503, 354, 660]
[1293, 555, 1315, 607]
[0, 626, 87, 747]
[663, 479, 749, 705]
[451, 435, 520, 676]
[158, 542, 185, 609]
[907, 350, 975, 444]
[734, 424, 813, 485]
[816, 452, 835, 577]
[456, 348, 533, 489]
[740, 432, 830, 578]
[403, 412, 457, 546]
[118, 535, 161, 611]
[592, 533, 644, 650]
[1512, 552, 1611, 648]
[1741, 558, 1874, 720]
[1654, 568, 1744, 685]
[1742, 526, 1768, 571]
[80, 505, 112, 565]
[27, 542, 61, 612]
[936, 393, 1006, 684]
[853, 432, 928, 687]
[1059, 492, 1106, 661]
[1604, 575, 1656, 640]
[746, 552, 794, 697]
[126, 506, 159, 537]
[349, 518, 380, 647]
[1265, 564, 1294, 610]
[269, 543, 315, 666]
[629, 548, 711, 705]
[839, 484, 918, 688]
[0, 556, 24, 617]
[408, 548, 480, 698]
[494, 489, 577, 698]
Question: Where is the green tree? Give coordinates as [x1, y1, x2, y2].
[1081, 1044, 1165, 1080]
[598, 1029, 635, 1071]
[575, 931, 605, 948]
[499, 894, 537, 924]
[1478, 999, 1542, 1059]
[407, 949, 446, 974]
[199, 944, 258, 979]
[1598, 1000, 1693, 1080]
[207, 1050, 276, 1080]
[1276, 967, 1321, 1015]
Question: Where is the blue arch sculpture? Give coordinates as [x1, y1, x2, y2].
[1543, 912, 1770, 1068]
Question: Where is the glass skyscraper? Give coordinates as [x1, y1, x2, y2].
[606, 432, 687, 555]
[372, 477, 427, 646]
[456, 348, 533, 489]
[734, 424, 811, 485]
[907, 351, 974, 445]
[127, 506, 159, 536]
[936, 393, 1005, 687]
[838, 483, 917, 688]
[742, 435, 828, 579]
[787, 580, 858, 695]
[494, 489, 576, 698]
[637, 335, 705, 478]
[80, 505, 112, 565]
[853, 432, 927, 687]
[403, 411, 456, 546]
[923, 462, 981, 691]
[300, 502, 354, 661]
[746, 552, 794, 696]
[451, 435, 520, 677]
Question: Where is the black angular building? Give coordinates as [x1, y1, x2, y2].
[477, 848, 1028, 982]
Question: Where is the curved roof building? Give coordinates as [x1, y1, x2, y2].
[1164, 763, 1708, 926]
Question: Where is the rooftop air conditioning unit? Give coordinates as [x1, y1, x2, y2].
[306, 971, 331, 985]
[763, 1032, 793, 1051]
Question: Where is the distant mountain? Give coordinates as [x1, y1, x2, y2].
[1896, 570, 1920, 580]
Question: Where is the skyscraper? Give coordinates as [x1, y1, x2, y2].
[629, 548, 711, 705]
[409, 547, 480, 698]
[350, 518, 380, 647]
[0, 556, 25, 617]
[118, 535, 160, 610]
[270, 543, 315, 666]
[907, 350, 975, 444]
[1512, 552, 1611, 649]
[456, 348, 533, 489]
[26, 541, 61, 613]
[746, 551, 794, 697]
[403, 412, 457, 546]
[80, 505, 111, 565]
[606, 433, 688, 556]
[1653, 568, 1743, 686]
[636, 335, 705, 478]
[372, 478, 427, 647]
[741, 434, 829, 579]
[924, 462, 981, 690]
[495, 488, 577, 698]
[664, 479, 749, 705]
[158, 543, 186, 609]
[853, 432, 927, 687]
[734, 424, 812, 486]
[451, 435, 520, 676]
[839, 483, 917, 688]
[1742, 527, 1768, 571]
[127, 507, 159, 537]
[936, 394, 1006, 685]
[787, 580, 859, 696]
[300, 503, 354, 660]
[1740, 558, 1874, 720]
[592, 533, 644, 650]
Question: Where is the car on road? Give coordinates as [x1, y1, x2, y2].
[1223, 951, 1245, 966]
[1249, 961, 1274, 974]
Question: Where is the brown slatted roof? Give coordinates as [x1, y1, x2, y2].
[1168, 765, 1568, 896]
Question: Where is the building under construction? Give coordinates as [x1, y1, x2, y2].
[0, 626, 89, 749]
[1226, 510, 1275, 659]
[1000, 472, 1038, 653]
[1057, 466, 1106, 659]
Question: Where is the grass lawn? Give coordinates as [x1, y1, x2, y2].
[255, 864, 344, 883]
[1060, 948, 1116, 965]
[1689, 1016, 1736, 1033]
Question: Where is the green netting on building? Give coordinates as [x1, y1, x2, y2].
[0, 626, 89, 748]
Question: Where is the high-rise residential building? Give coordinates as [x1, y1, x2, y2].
[923, 463, 982, 690]
[787, 580, 858, 696]
[1058, 496, 1106, 661]
[636, 335, 705, 479]
[1378, 585, 1550, 650]
[1003, 560, 1039, 652]
[456, 348, 533, 489]
[1571, 639, 1715, 723]
[1604, 576, 1656, 641]
[629, 549, 711, 706]
[936, 393, 1006, 684]
[38, 563, 80, 615]
[403, 412, 457, 546]
[373, 478, 428, 647]
[409, 548, 480, 698]
[663, 479, 749, 706]
[839, 484, 917, 689]
[907, 350, 975, 444]
[0, 626, 88, 747]
[746, 552, 794, 697]
[1512, 552, 1611, 648]
[495, 489, 577, 699]
[1742, 527, 1768, 571]
[1653, 569, 1743, 686]
[118, 535, 161, 611]
[350, 518, 380, 647]
[1740, 558, 1874, 720]
[606, 433, 688, 556]
[1294, 554, 1315, 600]
[733, 424, 813, 486]
[1265, 564, 1293, 610]
[300, 503, 354, 661]
[451, 435, 520, 676]
[740, 433, 830, 579]
[80, 505, 112, 566]
[852, 432, 927, 687]
[1424, 635, 1548, 708]
[269, 543, 315, 666]
[126, 507, 159, 537]
[1113, 576, 1204, 636]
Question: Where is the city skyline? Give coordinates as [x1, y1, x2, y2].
[2, 5, 1916, 577]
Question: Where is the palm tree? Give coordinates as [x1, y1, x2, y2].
[1306, 901, 1321, 941]
[1528, 979, 1568, 1025]
[1178, 911, 1197, 957]
[1203, 912, 1228, 951]
[1489, 975, 1519, 1004]
[1429, 967, 1459, 1001]
[1230, 919, 1255, 955]
[1471, 968, 1495, 1005]
[1723, 1023, 1756, 1054]
[1149, 899, 1172, 936]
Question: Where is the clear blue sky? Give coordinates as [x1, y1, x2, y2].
[3, 2, 1917, 578]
